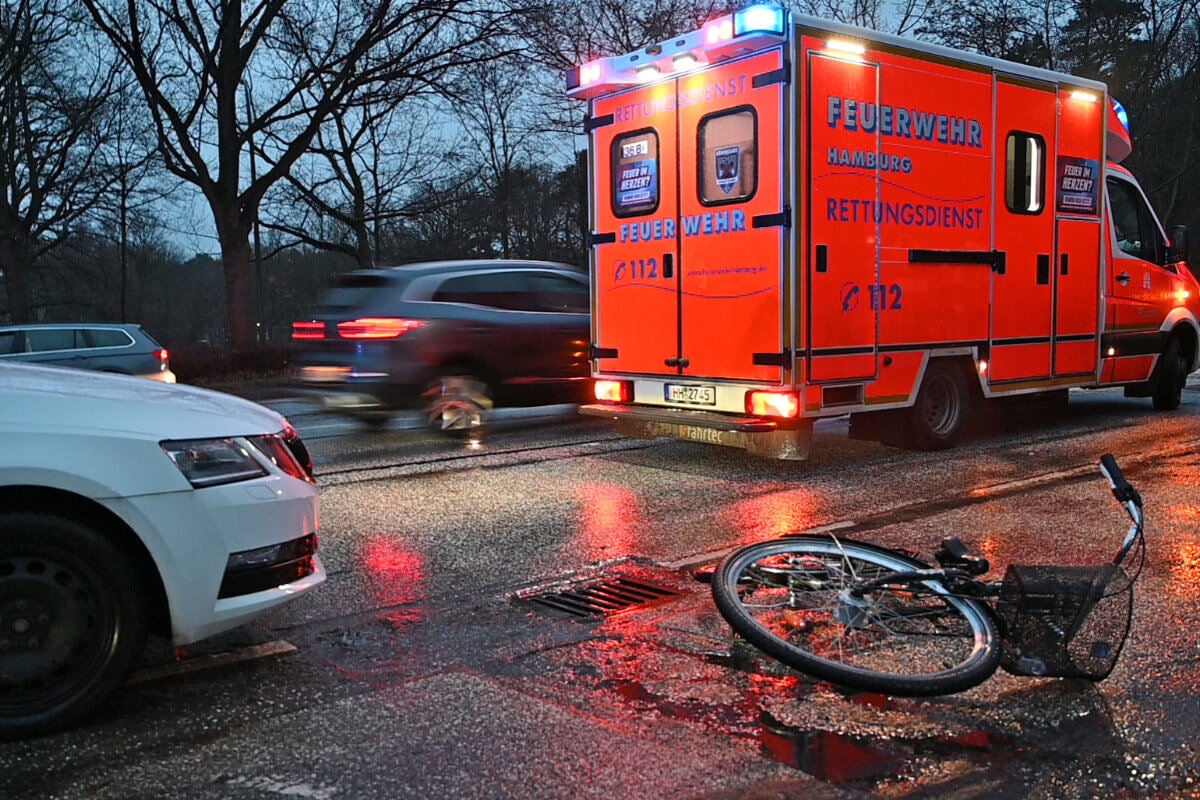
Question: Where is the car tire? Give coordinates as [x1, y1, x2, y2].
[0, 513, 147, 739]
[423, 374, 493, 436]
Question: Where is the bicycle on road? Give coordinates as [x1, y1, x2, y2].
[711, 455, 1145, 696]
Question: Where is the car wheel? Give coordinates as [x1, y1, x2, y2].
[0, 513, 147, 739]
[423, 374, 493, 435]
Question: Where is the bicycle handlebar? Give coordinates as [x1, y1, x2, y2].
[1100, 454, 1145, 567]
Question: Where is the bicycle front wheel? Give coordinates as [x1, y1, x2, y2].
[712, 535, 1001, 696]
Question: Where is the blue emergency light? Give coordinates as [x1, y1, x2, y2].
[734, 4, 786, 37]
[1111, 97, 1130, 134]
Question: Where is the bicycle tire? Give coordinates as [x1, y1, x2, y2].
[712, 535, 1002, 696]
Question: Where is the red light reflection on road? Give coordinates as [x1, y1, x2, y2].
[1167, 539, 1200, 597]
[360, 537, 426, 625]
[723, 488, 822, 545]
[577, 484, 642, 558]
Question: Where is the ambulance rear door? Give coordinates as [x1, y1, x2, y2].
[589, 49, 789, 384]
[805, 46, 880, 382]
[1051, 87, 1105, 377]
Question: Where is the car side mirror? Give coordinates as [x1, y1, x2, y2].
[1169, 224, 1190, 265]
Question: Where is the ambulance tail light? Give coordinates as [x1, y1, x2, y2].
[746, 389, 800, 419]
[595, 379, 632, 403]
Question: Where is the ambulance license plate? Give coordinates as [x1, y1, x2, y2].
[665, 383, 716, 406]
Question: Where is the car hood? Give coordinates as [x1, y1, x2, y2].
[0, 362, 286, 439]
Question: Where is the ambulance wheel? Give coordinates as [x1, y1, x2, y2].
[1151, 337, 1188, 411]
[905, 361, 971, 451]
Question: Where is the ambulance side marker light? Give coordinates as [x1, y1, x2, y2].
[826, 38, 866, 55]
[1107, 347, 1118, 357]
[1175, 288, 1191, 302]
[746, 390, 800, 419]
[595, 380, 632, 403]
[978, 359, 988, 375]
[734, 4, 786, 36]
[1070, 90, 1099, 103]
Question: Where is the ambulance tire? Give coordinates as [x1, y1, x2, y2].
[1151, 337, 1188, 411]
[905, 361, 971, 451]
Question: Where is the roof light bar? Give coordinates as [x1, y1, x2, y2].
[564, 4, 787, 99]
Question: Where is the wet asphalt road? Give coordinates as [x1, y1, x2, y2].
[4, 384, 1200, 799]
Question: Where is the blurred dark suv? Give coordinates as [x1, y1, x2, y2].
[0, 322, 175, 382]
[291, 260, 590, 431]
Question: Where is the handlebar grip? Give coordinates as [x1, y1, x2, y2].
[1100, 453, 1125, 486]
[1100, 453, 1141, 506]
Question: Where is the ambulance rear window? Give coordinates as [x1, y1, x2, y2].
[699, 107, 757, 205]
[612, 130, 660, 217]
[1006, 132, 1045, 214]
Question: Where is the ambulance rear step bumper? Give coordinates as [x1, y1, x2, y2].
[579, 403, 812, 461]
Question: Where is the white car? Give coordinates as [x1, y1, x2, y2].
[0, 363, 324, 738]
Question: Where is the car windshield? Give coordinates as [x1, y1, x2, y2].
[319, 274, 397, 310]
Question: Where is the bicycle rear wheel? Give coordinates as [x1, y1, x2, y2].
[712, 535, 1001, 696]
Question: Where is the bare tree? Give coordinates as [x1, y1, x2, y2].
[83, 0, 516, 351]
[260, 94, 462, 268]
[0, 0, 126, 323]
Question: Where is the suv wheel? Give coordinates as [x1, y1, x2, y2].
[424, 375, 493, 435]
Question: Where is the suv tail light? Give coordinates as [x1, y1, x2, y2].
[293, 321, 326, 340]
[154, 348, 169, 362]
[337, 318, 426, 339]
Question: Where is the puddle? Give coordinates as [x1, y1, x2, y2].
[760, 711, 906, 783]
[758, 707, 1002, 785]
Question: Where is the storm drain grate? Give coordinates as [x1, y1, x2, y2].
[522, 577, 682, 619]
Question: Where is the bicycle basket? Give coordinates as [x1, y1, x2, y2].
[996, 563, 1133, 680]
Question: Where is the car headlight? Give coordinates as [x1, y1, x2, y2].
[162, 438, 268, 488]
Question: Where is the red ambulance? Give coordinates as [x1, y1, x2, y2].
[567, 4, 1198, 459]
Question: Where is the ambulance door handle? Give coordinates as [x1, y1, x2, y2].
[1036, 254, 1050, 285]
[816, 245, 828, 273]
[663, 253, 674, 279]
[1116, 271, 1132, 286]
[1060, 254, 1069, 276]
